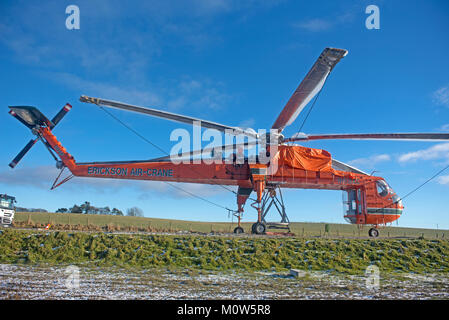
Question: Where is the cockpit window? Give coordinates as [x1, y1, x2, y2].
[376, 180, 390, 197]
[392, 194, 403, 207]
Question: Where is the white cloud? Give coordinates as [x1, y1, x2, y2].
[437, 175, 449, 186]
[440, 124, 449, 132]
[348, 154, 391, 168]
[398, 143, 449, 163]
[49, 72, 162, 106]
[293, 18, 333, 32]
[293, 12, 354, 32]
[48, 72, 232, 113]
[432, 85, 449, 107]
[238, 118, 256, 129]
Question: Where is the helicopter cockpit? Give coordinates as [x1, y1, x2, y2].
[375, 179, 403, 207]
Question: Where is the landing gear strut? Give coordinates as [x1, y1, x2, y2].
[368, 228, 379, 238]
[232, 210, 244, 234]
[251, 184, 291, 234]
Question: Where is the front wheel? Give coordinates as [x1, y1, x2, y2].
[252, 222, 266, 235]
[368, 228, 379, 238]
[233, 226, 244, 234]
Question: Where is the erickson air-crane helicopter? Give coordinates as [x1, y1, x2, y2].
[8, 48, 449, 237]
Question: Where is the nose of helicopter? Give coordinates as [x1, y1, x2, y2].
[369, 180, 404, 223]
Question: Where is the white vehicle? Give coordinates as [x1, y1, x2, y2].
[0, 194, 15, 227]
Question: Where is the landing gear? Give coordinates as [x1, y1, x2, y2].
[368, 228, 379, 238]
[235, 175, 292, 236]
[233, 226, 244, 234]
[250, 185, 291, 234]
[251, 222, 266, 235]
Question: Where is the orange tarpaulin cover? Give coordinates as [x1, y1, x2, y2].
[274, 145, 334, 172]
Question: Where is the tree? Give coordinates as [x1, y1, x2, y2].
[80, 201, 91, 214]
[126, 207, 144, 217]
[111, 208, 123, 216]
[70, 205, 82, 214]
[56, 208, 68, 213]
[97, 206, 110, 215]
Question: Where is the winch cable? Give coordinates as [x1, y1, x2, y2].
[376, 162, 449, 211]
[97, 105, 238, 211]
[399, 163, 449, 202]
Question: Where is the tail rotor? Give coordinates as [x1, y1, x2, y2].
[8, 103, 72, 168]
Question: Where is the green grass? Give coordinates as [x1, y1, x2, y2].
[1, 228, 448, 275]
[13, 211, 449, 239]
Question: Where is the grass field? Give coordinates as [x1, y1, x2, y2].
[0, 228, 448, 275]
[13, 211, 449, 239]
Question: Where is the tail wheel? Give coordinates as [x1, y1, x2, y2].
[233, 226, 244, 234]
[252, 222, 266, 235]
[368, 228, 379, 238]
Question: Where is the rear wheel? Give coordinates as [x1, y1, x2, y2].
[233, 226, 244, 234]
[368, 228, 379, 238]
[252, 222, 266, 235]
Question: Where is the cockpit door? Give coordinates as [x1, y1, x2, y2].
[343, 188, 366, 224]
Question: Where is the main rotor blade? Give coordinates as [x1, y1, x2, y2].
[80, 96, 259, 139]
[9, 138, 39, 168]
[285, 133, 449, 142]
[151, 140, 259, 161]
[272, 47, 348, 133]
[331, 159, 369, 176]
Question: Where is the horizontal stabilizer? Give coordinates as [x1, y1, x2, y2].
[9, 106, 53, 128]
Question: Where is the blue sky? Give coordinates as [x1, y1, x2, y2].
[1, 0, 449, 229]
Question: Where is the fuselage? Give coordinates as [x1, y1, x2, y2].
[41, 127, 403, 227]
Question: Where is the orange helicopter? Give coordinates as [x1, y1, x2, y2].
[8, 48, 449, 237]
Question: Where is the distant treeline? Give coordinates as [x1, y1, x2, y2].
[55, 202, 143, 217]
[55, 201, 124, 215]
[16, 201, 143, 217]
[15, 207, 48, 213]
